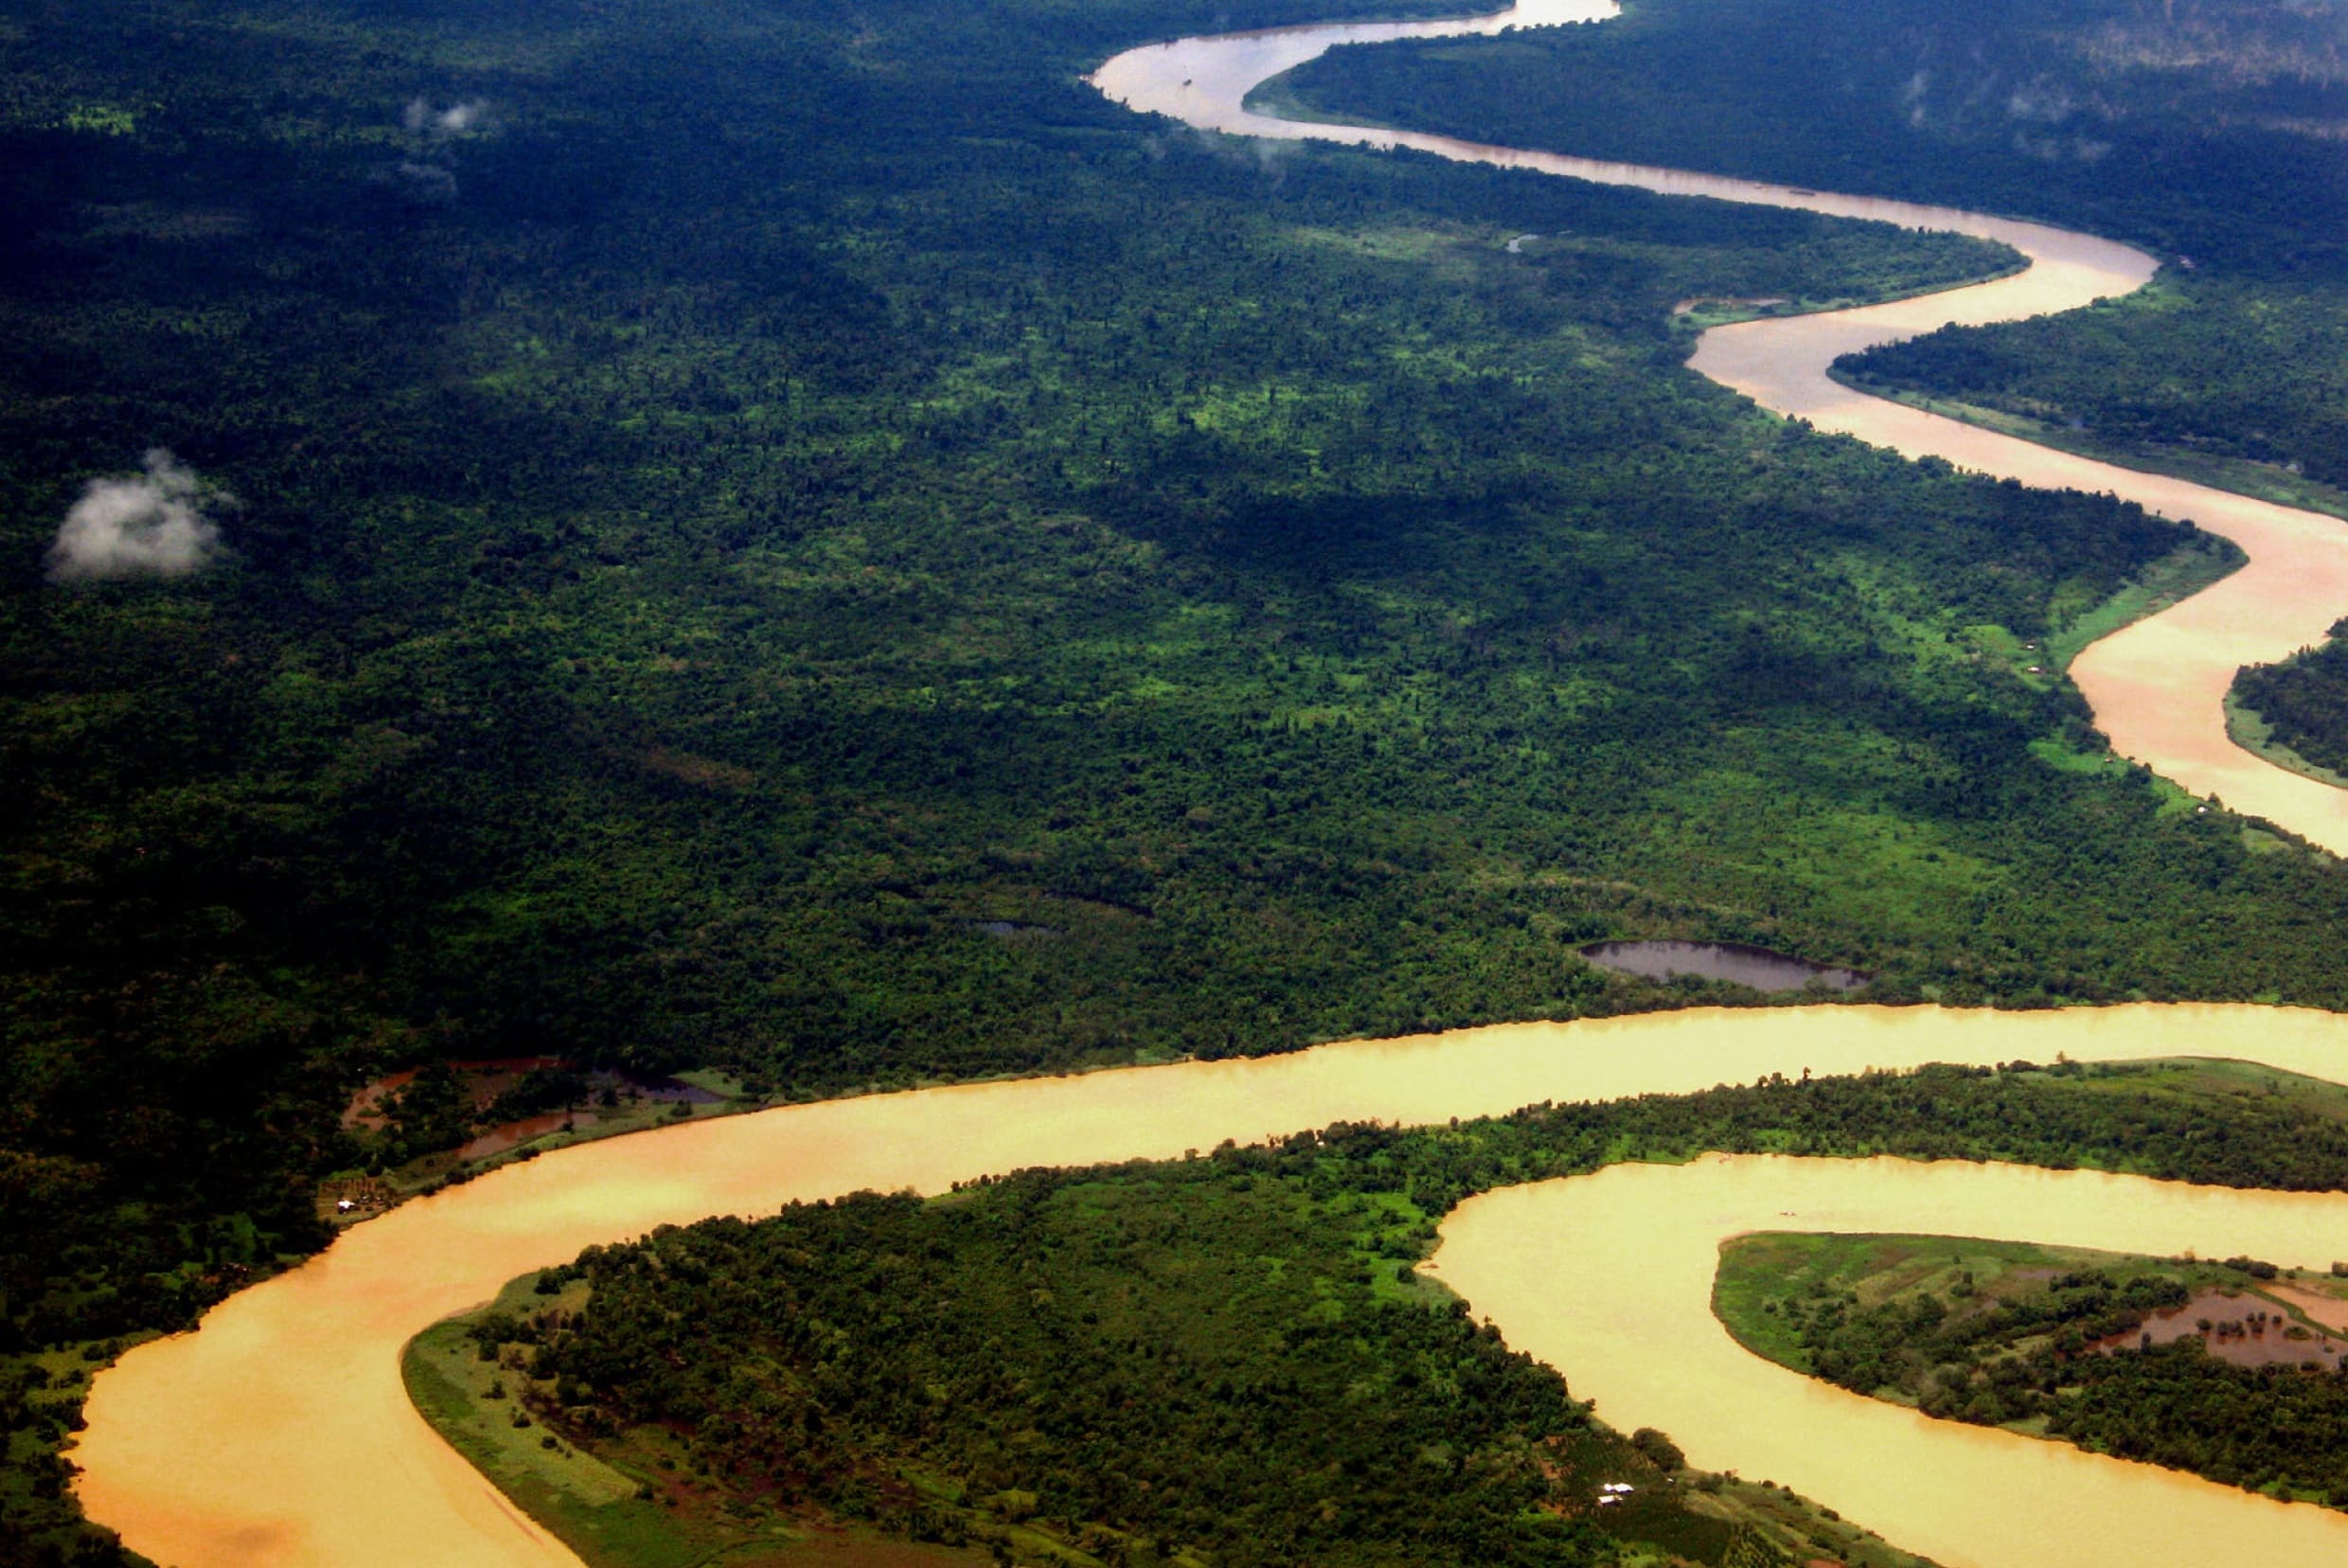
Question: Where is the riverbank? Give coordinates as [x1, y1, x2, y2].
[1436, 1153, 2348, 1566]
[2226, 693, 2348, 795]
[414, 1134, 1948, 1568]
[1828, 370, 2348, 526]
[1714, 1225, 2348, 1504]
[1095, 0, 2348, 854]
[55, 0, 2348, 1559]
[72, 1002, 2348, 1565]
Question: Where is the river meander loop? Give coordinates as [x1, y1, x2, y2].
[72, 1006, 2348, 1565]
[1434, 1154, 2348, 1567]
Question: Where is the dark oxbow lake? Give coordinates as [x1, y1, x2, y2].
[1579, 939, 1866, 992]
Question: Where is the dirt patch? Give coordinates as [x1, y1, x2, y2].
[756, 1530, 989, 1566]
[643, 746, 756, 792]
[1671, 294, 1788, 314]
[341, 1057, 566, 1130]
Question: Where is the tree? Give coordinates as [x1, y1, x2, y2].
[1630, 1427, 1684, 1471]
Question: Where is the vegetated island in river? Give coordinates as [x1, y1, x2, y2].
[2230, 618, 2348, 792]
[406, 1054, 2348, 1568]
[1715, 1228, 2348, 1509]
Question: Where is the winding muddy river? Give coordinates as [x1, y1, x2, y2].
[1093, 0, 2348, 854]
[72, 1006, 2348, 1565]
[74, 6, 2348, 1565]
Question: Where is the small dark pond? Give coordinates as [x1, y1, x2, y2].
[1578, 939, 1865, 993]
[969, 918, 1064, 940]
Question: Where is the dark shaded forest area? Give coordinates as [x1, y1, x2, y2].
[1290, 0, 2348, 266]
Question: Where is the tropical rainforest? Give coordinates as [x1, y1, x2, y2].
[1283, 0, 2348, 729]
[10, 0, 2348, 1559]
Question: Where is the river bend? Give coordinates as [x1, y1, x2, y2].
[1434, 1154, 2348, 1568]
[1090, 0, 2348, 852]
[73, 1005, 2348, 1565]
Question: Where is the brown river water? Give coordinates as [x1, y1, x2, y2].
[73, 1004, 2348, 1565]
[1434, 1155, 2348, 1567]
[75, 6, 2348, 1564]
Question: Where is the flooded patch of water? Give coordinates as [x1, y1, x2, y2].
[1580, 939, 1864, 992]
[2093, 1287, 2347, 1369]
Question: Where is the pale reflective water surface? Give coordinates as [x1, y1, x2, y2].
[75, 1004, 2348, 1565]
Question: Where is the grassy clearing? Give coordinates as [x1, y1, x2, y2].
[2043, 535, 2247, 671]
[1717, 1223, 2348, 1385]
[406, 1275, 985, 1568]
[1726, 1218, 2348, 1496]
[2049, 1056, 2348, 1127]
[403, 1278, 690, 1568]
[1717, 1232, 2128, 1377]
[2226, 691, 2348, 792]
[1712, 1217, 2348, 1507]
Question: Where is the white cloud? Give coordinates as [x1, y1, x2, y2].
[403, 96, 490, 136]
[46, 450, 230, 582]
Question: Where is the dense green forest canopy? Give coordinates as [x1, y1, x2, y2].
[1717, 1229, 2348, 1507]
[2235, 620, 2348, 781]
[439, 1057, 2348, 1567]
[1287, 0, 2348, 265]
[1837, 275, 2348, 502]
[11, 0, 2348, 1559]
[1286, 0, 2348, 536]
